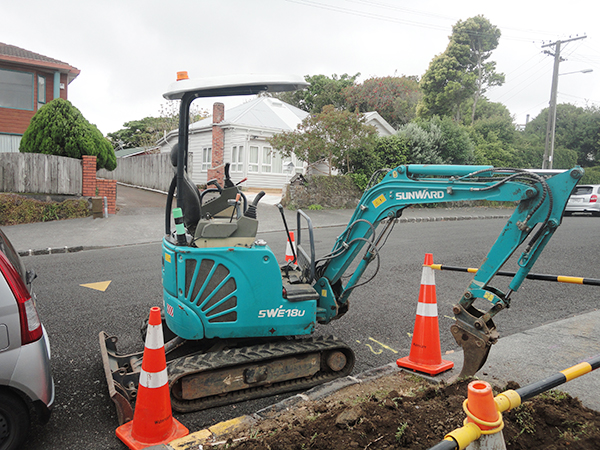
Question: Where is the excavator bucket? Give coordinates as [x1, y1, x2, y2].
[450, 314, 499, 378]
[99, 331, 140, 424]
[450, 325, 493, 378]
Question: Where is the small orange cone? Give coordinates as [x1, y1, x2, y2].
[397, 253, 454, 375]
[464, 380, 506, 449]
[116, 307, 188, 449]
[285, 231, 296, 265]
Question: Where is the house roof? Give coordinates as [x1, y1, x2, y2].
[363, 111, 396, 136]
[0, 43, 80, 82]
[114, 147, 148, 158]
[158, 98, 396, 145]
[190, 97, 309, 133]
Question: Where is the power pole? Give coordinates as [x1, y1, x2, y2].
[541, 36, 587, 169]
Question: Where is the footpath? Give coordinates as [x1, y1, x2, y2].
[3, 185, 599, 448]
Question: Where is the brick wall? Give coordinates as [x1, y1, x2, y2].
[82, 155, 117, 214]
[96, 179, 117, 214]
[82, 155, 97, 196]
[207, 102, 225, 186]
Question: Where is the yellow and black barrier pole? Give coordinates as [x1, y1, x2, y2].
[429, 264, 600, 287]
[428, 354, 600, 450]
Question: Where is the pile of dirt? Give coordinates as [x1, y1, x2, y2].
[224, 371, 600, 450]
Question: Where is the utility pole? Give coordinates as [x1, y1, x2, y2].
[541, 35, 587, 169]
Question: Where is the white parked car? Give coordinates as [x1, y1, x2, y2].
[0, 228, 54, 449]
[565, 184, 600, 216]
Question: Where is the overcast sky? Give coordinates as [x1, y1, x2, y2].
[6, 0, 600, 135]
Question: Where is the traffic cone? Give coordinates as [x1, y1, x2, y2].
[465, 380, 506, 450]
[397, 253, 454, 375]
[116, 307, 188, 449]
[285, 231, 296, 265]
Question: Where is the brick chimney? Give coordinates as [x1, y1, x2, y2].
[208, 102, 225, 186]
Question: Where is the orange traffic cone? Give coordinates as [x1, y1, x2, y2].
[397, 253, 454, 375]
[464, 380, 506, 449]
[116, 307, 188, 449]
[285, 231, 296, 265]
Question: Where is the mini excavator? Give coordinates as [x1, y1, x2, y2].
[100, 73, 582, 424]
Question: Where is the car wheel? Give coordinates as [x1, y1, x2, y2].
[0, 390, 30, 450]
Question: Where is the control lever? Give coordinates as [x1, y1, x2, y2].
[277, 203, 297, 265]
[207, 179, 223, 193]
[229, 193, 242, 222]
[224, 163, 234, 188]
[244, 191, 265, 219]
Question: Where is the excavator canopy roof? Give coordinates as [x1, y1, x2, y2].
[163, 74, 308, 100]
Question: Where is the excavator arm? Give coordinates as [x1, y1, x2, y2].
[303, 164, 582, 377]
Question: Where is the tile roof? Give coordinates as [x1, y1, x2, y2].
[0, 43, 80, 77]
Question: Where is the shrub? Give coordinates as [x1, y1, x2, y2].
[0, 194, 90, 225]
[20, 98, 116, 171]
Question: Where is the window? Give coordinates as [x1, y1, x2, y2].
[202, 147, 212, 172]
[0, 68, 33, 110]
[231, 145, 244, 172]
[262, 147, 273, 173]
[37, 75, 46, 109]
[249, 146, 259, 172]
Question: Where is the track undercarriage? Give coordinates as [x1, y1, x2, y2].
[100, 331, 355, 424]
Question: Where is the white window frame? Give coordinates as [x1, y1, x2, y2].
[262, 147, 273, 173]
[231, 145, 244, 173]
[248, 146, 259, 173]
[202, 147, 212, 172]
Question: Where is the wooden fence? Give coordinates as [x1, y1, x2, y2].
[97, 153, 191, 192]
[1, 152, 190, 195]
[0, 153, 82, 195]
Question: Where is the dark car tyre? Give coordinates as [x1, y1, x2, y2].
[0, 391, 29, 450]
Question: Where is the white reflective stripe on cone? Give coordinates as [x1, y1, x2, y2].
[420, 267, 435, 286]
[416, 302, 438, 317]
[145, 324, 164, 350]
[139, 368, 169, 389]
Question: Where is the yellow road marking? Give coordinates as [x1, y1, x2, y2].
[369, 337, 398, 354]
[80, 281, 112, 292]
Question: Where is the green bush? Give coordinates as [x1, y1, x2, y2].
[0, 194, 90, 225]
[580, 166, 600, 185]
[20, 98, 116, 171]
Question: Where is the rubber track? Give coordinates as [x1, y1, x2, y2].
[167, 335, 355, 413]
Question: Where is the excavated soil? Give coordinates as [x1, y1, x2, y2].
[221, 371, 600, 450]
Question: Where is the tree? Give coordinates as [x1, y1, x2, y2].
[268, 105, 378, 175]
[397, 116, 475, 165]
[523, 103, 600, 167]
[272, 73, 359, 113]
[107, 117, 165, 150]
[419, 15, 504, 122]
[20, 98, 116, 171]
[452, 15, 504, 122]
[107, 101, 208, 150]
[344, 76, 421, 127]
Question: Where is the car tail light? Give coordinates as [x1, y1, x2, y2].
[0, 252, 43, 344]
[590, 195, 597, 203]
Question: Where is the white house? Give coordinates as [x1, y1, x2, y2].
[157, 97, 395, 191]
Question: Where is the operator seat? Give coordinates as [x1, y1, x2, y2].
[170, 144, 202, 233]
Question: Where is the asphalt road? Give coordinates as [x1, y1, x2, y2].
[24, 215, 600, 449]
